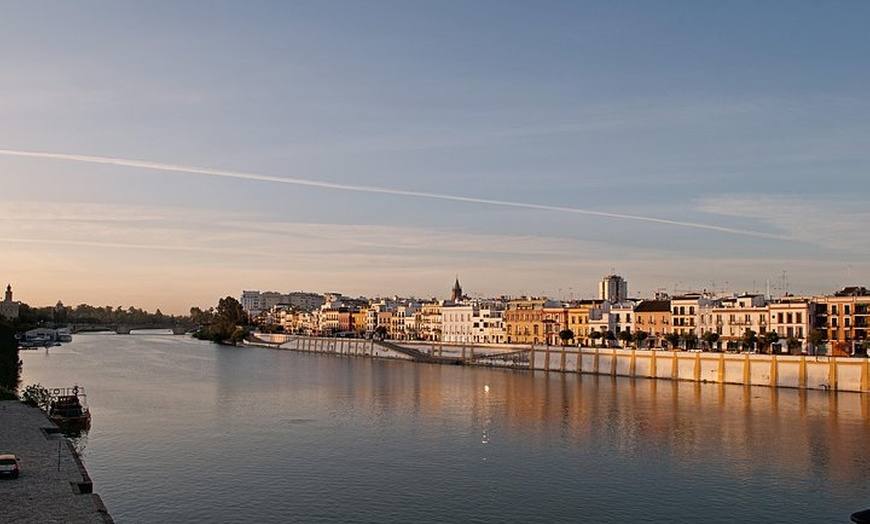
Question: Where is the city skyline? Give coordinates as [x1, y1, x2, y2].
[2, 2, 868, 314]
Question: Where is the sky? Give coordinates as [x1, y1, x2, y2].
[1, 1, 869, 314]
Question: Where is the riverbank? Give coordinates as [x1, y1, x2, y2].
[0, 401, 112, 523]
[249, 335, 870, 393]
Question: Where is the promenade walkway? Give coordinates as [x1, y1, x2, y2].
[0, 401, 112, 523]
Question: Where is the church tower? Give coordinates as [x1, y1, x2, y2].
[4, 284, 11, 302]
[451, 277, 463, 301]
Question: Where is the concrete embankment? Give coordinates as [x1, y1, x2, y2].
[249, 334, 870, 393]
[0, 401, 113, 524]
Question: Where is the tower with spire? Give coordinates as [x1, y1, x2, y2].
[0, 283, 20, 319]
[451, 277, 463, 302]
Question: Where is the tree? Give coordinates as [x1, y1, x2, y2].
[603, 330, 617, 348]
[762, 331, 780, 354]
[664, 333, 681, 350]
[633, 330, 649, 349]
[558, 329, 574, 347]
[589, 331, 602, 347]
[194, 296, 249, 344]
[374, 325, 388, 339]
[0, 321, 20, 400]
[785, 337, 802, 355]
[216, 297, 247, 327]
[806, 329, 826, 356]
[681, 332, 698, 350]
[701, 331, 720, 351]
[617, 330, 633, 348]
[741, 329, 758, 352]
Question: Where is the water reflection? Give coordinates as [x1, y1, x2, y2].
[19, 336, 870, 523]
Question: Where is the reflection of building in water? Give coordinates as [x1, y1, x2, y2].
[355, 363, 868, 486]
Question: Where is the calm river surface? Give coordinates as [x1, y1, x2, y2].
[19, 333, 870, 523]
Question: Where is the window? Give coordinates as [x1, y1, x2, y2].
[689, 306, 695, 315]
[786, 313, 793, 324]
[845, 305, 851, 315]
[796, 313, 802, 324]
[832, 305, 838, 315]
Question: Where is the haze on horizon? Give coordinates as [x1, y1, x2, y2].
[1, 1, 868, 315]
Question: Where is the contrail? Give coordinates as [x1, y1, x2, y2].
[0, 148, 782, 239]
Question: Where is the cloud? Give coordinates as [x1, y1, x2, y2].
[0, 148, 785, 239]
[695, 195, 870, 253]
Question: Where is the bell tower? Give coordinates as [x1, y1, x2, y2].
[451, 277, 462, 301]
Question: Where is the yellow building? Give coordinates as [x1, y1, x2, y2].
[504, 298, 546, 345]
[567, 300, 605, 346]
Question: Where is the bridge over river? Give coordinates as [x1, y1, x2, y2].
[72, 324, 195, 335]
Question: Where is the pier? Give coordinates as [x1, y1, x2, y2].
[0, 401, 112, 523]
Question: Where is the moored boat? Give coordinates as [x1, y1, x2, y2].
[48, 385, 91, 430]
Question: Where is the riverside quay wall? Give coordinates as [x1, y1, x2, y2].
[250, 335, 869, 393]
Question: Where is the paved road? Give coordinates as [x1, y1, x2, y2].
[0, 401, 112, 523]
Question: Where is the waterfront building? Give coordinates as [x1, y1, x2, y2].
[352, 309, 368, 336]
[588, 303, 617, 345]
[768, 297, 814, 352]
[599, 274, 628, 303]
[671, 294, 719, 346]
[241, 290, 325, 315]
[391, 302, 420, 340]
[633, 299, 672, 348]
[608, 301, 635, 339]
[813, 287, 870, 355]
[473, 308, 505, 344]
[542, 303, 568, 346]
[504, 298, 547, 345]
[419, 301, 443, 341]
[0, 284, 20, 319]
[441, 303, 476, 344]
[713, 294, 768, 350]
[566, 300, 607, 346]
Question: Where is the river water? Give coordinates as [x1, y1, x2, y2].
[19, 333, 870, 523]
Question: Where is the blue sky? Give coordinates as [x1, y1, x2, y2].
[1, 1, 868, 313]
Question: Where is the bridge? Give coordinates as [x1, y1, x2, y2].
[71, 324, 196, 335]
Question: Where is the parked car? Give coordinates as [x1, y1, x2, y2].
[0, 454, 20, 479]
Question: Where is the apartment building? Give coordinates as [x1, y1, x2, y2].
[504, 298, 547, 345]
[632, 299, 671, 348]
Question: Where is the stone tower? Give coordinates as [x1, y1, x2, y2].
[451, 277, 463, 301]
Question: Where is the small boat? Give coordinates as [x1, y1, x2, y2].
[48, 385, 91, 430]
